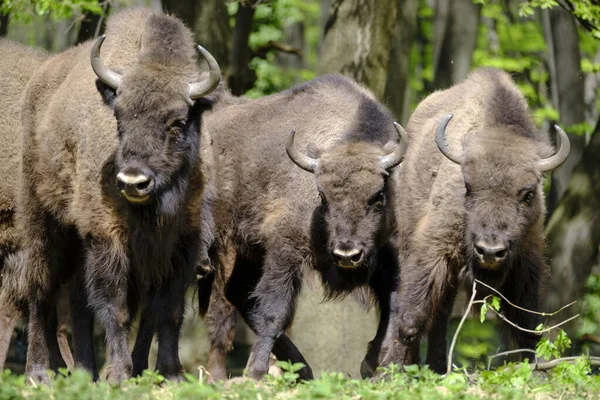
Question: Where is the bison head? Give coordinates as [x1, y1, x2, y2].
[91, 35, 220, 215]
[287, 123, 407, 271]
[435, 114, 570, 281]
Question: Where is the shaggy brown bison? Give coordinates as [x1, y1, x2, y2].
[0, 39, 74, 372]
[17, 9, 220, 383]
[378, 68, 570, 373]
[199, 74, 408, 380]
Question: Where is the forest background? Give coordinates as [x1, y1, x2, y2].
[1, 0, 599, 378]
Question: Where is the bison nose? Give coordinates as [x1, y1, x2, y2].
[116, 168, 155, 203]
[333, 243, 364, 268]
[474, 240, 508, 268]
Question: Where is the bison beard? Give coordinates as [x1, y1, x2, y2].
[198, 75, 407, 380]
[378, 68, 570, 374]
[17, 9, 219, 383]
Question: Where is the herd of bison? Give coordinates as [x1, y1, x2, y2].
[0, 8, 571, 384]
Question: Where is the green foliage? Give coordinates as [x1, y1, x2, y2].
[536, 329, 572, 359]
[230, 0, 320, 98]
[1, 0, 103, 22]
[578, 274, 600, 340]
[2, 363, 600, 399]
[479, 295, 501, 323]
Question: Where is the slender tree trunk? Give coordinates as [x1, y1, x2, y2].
[432, 0, 481, 90]
[228, 3, 255, 95]
[76, 2, 109, 44]
[543, 7, 586, 216]
[192, 0, 232, 75]
[543, 120, 600, 335]
[0, 13, 8, 37]
[384, 0, 418, 124]
[162, 0, 232, 77]
[277, 22, 305, 72]
[318, 0, 399, 99]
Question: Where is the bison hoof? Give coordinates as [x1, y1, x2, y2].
[360, 359, 375, 379]
[207, 366, 228, 383]
[104, 365, 132, 385]
[26, 368, 51, 385]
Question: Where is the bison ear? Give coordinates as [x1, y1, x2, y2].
[306, 143, 322, 159]
[95, 79, 117, 108]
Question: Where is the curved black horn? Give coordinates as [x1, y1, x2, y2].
[380, 122, 409, 170]
[286, 129, 317, 173]
[189, 45, 222, 100]
[537, 124, 571, 172]
[435, 114, 462, 165]
[90, 35, 122, 90]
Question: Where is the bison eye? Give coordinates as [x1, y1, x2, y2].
[521, 190, 534, 205]
[465, 183, 472, 197]
[369, 190, 385, 211]
[167, 119, 186, 136]
[319, 192, 328, 207]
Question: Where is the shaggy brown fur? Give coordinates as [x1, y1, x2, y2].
[17, 9, 218, 383]
[201, 74, 406, 380]
[0, 39, 74, 372]
[378, 68, 562, 373]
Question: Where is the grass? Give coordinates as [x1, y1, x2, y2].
[2, 359, 600, 400]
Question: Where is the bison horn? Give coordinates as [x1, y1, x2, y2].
[90, 35, 122, 90]
[380, 122, 409, 170]
[536, 125, 571, 172]
[188, 45, 222, 100]
[286, 129, 318, 173]
[435, 113, 463, 165]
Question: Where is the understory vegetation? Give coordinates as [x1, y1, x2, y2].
[1, 360, 600, 399]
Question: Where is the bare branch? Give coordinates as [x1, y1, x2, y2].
[254, 40, 304, 58]
[487, 349, 537, 370]
[474, 279, 576, 316]
[490, 308, 579, 334]
[581, 333, 600, 345]
[447, 281, 477, 375]
[533, 356, 600, 371]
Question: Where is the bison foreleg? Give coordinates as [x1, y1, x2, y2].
[70, 270, 98, 380]
[361, 245, 399, 378]
[379, 255, 455, 372]
[425, 285, 457, 373]
[502, 260, 542, 354]
[131, 300, 158, 377]
[56, 282, 74, 372]
[0, 295, 18, 370]
[205, 280, 237, 382]
[85, 239, 132, 384]
[152, 274, 186, 382]
[245, 249, 303, 380]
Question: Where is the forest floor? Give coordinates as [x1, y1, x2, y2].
[1, 360, 599, 399]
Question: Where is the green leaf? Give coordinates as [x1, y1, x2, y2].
[491, 296, 501, 311]
[480, 302, 489, 323]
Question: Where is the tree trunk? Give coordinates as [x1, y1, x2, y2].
[543, 7, 586, 216]
[543, 120, 600, 335]
[276, 22, 305, 73]
[0, 13, 8, 37]
[162, 0, 232, 74]
[432, 0, 481, 90]
[76, 2, 109, 44]
[318, 0, 399, 99]
[192, 0, 232, 75]
[228, 3, 255, 96]
[383, 0, 418, 124]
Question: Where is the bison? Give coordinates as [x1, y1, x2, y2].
[0, 39, 74, 372]
[378, 68, 570, 373]
[198, 74, 408, 380]
[17, 9, 220, 383]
